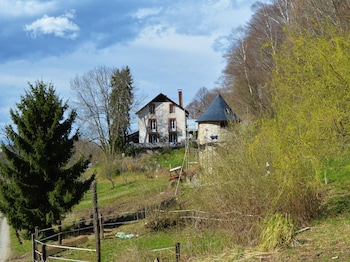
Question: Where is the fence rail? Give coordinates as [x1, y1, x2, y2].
[33, 235, 95, 262]
[31, 209, 146, 262]
[31, 208, 251, 261]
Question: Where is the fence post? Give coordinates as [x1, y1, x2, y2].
[92, 180, 101, 262]
[33, 228, 39, 261]
[32, 234, 36, 261]
[58, 220, 62, 244]
[42, 243, 47, 262]
[99, 213, 104, 239]
[175, 242, 180, 262]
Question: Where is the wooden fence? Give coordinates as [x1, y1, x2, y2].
[31, 208, 241, 261]
[33, 236, 94, 262]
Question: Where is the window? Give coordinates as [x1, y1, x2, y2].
[220, 121, 228, 128]
[149, 103, 155, 114]
[149, 134, 157, 144]
[149, 119, 157, 132]
[169, 104, 175, 113]
[169, 133, 177, 144]
[169, 119, 176, 132]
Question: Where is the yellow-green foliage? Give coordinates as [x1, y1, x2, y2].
[272, 26, 350, 159]
[194, 24, 350, 248]
[259, 213, 294, 252]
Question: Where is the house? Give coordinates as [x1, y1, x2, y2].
[196, 94, 239, 145]
[136, 90, 189, 145]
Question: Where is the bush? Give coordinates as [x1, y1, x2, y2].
[259, 213, 295, 251]
[193, 123, 321, 246]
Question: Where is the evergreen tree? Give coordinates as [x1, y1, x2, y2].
[71, 65, 136, 156]
[109, 66, 134, 153]
[0, 81, 94, 233]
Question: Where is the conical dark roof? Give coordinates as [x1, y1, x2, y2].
[196, 94, 239, 123]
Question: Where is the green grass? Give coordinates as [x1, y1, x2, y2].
[324, 158, 350, 184]
[8, 150, 350, 262]
[54, 224, 240, 261]
[8, 227, 32, 258]
[8, 169, 172, 261]
[75, 172, 169, 210]
[149, 148, 185, 168]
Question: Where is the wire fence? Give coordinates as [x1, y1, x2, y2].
[32, 209, 150, 261]
[31, 208, 254, 261]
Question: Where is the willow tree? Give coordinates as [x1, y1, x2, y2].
[255, 24, 350, 225]
[0, 81, 94, 235]
[193, 24, 350, 249]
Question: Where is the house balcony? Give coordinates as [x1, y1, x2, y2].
[168, 127, 177, 133]
[147, 127, 157, 133]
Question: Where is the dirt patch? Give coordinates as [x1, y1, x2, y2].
[0, 216, 10, 262]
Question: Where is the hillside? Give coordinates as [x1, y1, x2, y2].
[6, 149, 350, 261]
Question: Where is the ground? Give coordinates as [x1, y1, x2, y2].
[0, 214, 11, 261]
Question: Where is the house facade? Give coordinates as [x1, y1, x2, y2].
[136, 91, 189, 145]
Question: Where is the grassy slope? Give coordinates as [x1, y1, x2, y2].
[7, 151, 350, 261]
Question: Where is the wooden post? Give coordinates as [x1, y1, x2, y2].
[99, 213, 104, 239]
[42, 243, 47, 262]
[92, 180, 101, 262]
[58, 220, 62, 244]
[32, 233, 36, 261]
[33, 228, 39, 261]
[175, 242, 180, 262]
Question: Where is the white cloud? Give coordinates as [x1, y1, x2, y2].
[132, 7, 162, 19]
[24, 10, 79, 39]
[133, 25, 214, 55]
[0, 0, 56, 18]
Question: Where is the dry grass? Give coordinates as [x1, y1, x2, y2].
[6, 146, 350, 261]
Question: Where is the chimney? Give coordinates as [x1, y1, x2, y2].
[178, 89, 183, 108]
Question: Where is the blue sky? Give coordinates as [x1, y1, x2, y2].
[0, 0, 270, 134]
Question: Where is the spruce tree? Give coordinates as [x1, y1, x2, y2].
[109, 66, 134, 153]
[0, 81, 94, 233]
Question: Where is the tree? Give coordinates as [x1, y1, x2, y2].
[71, 65, 135, 156]
[186, 86, 235, 119]
[185, 87, 215, 119]
[222, 0, 290, 119]
[110, 66, 134, 153]
[291, 0, 350, 36]
[0, 81, 94, 234]
[271, 24, 350, 158]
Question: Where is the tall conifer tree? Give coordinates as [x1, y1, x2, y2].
[0, 81, 94, 233]
[109, 66, 134, 153]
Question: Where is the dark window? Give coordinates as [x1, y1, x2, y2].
[220, 121, 228, 128]
[149, 104, 155, 114]
[169, 133, 177, 144]
[149, 134, 157, 144]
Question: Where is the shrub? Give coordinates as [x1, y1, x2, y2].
[259, 213, 295, 251]
[193, 123, 321, 246]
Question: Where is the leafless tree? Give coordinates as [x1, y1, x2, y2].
[290, 0, 350, 35]
[222, 0, 291, 120]
[70, 65, 140, 155]
[71, 66, 116, 154]
[185, 87, 216, 119]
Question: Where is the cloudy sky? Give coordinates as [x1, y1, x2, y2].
[0, 0, 270, 134]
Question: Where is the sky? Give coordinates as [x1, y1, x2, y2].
[0, 0, 271, 134]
